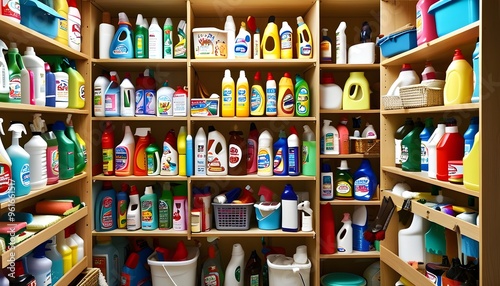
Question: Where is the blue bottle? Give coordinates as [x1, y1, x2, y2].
[95, 181, 117, 231]
[352, 205, 370, 251]
[44, 63, 56, 107]
[273, 130, 288, 176]
[6, 123, 31, 197]
[471, 38, 480, 103]
[281, 184, 298, 232]
[420, 118, 435, 172]
[353, 159, 378, 201]
[109, 12, 134, 59]
[464, 116, 479, 156]
[186, 134, 193, 176]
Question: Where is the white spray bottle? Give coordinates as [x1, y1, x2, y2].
[0, 118, 13, 202]
[7, 123, 31, 197]
[335, 22, 347, 64]
[298, 201, 313, 232]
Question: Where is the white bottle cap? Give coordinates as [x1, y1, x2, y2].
[293, 245, 308, 264]
[339, 160, 349, 170]
[240, 70, 245, 78]
[144, 186, 153, 194]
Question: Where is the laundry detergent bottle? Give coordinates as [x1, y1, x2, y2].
[160, 129, 178, 176]
[277, 72, 294, 116]
[420, 117, 435, 172]
[342, 71, 370, 110]
[133, 127, 151, 176]
[95, 181, 117, 231]
[436, 118, 464, 181]
[257, 130, 273, 176]
[401, 118, 425, 172]
[65, 114, 86, 174]
[110, 12, 134, 58]
[207, 126, 228, 175]
[444, 49, 473, 105]
[353, 159, 378, 201]
[261, 16, 280, 59]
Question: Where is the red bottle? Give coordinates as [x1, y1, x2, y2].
[436, 118, 464, 181]
[102, 121, 115, 175]
[246, 123, 259, 174]
[320, 203, 336, 254]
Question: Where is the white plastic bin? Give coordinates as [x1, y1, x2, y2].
[147, 247, 199, 286]
[267, 254, 311, 286]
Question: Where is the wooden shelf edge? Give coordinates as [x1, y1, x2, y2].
[1, 172, 87, 209]
[191, 228, 316, 238]
[320, 200, 380, 206]
[380, 246, 434, 286]
[92, 229, 188, 236]
[320, 154, 380, 159]
[55, 256, 88, 286]
[319, 63, 380, 70]
[381, 103, 479, 115]
[92, 174, 188, 181]
[0, 103, 88, 114]
[189, 116, 317, 121]
[92, 116, 188, 121]
[320, 250, 380, 259]
[1, 207, 88, 267]
[320, 109, 380, 114]
[190, 175, 316, 181]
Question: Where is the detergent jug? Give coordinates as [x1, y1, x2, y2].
[463, 132, 479, 191]
[261, 16, 280, 59]
[342, 72, 370, 110]
[444, 49, 473, 105]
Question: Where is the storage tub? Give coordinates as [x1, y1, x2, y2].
[377, 29, 417, 58]
[267, 254, 311, 286]
[192, 27, 228, 59]
[147, 247, 199, 286]
[20, 0, 63, 39]
[254, 202, 281, 230]
[428, 0, 479, 37]
[321, 272, 367, 286]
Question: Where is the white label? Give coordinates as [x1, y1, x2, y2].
[395, 139, 402, 164]
[281, 199, 298, 229]
[228, 143, 242, 168]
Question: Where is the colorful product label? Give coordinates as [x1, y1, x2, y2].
[421, 141, 429, 165]
[195, 143, 206, 174]
[56, 78, 69, 101]
[105, 92, 117, 112]
[161, 143, 177, 173]
[173, 93, 187, 116]
[400, 144, 409, 163]
[280, 89, 294, 114]
[257, 149, 271, 171]
[237, 88, 247, 108]
[322, 175, 333, 199]
[300, 43, 312, 56]
[112, 44, 129, 56]
[235, 37, 249, 54]
[250, 88, 262, 112]
[115, 146, 129, 171]
[9, 76, 21, 100]
[335, 181, 352, 196]
[296, 87, 309, 115]
[136, 35, 145, 57]
[147, 152, 159, 174]
[47, 147, 59, 177]
[325, 133, 336, 152]
[2, 0, 21, 20]
[135, 89, 145, 115]
[102, 148, 113, 174]
[93, 255, 107, 278]
[101, 196, 114, 229]
[118, 199, 127, 227]
[159, 200, 171, 229]
[79, 84, 85, 100]
[157, 94, 173, 116]
[395, 139, 403, 164]
[222, 87, 233, 108]
[281, 31, 292, 50]
[0, 163, 12, 194]
[288, 147, 299, 174]
[203, 272, 220, 286]
[273, 147, 285, 173]
[229, 144, 242, 168]
[266, 87, 277, 114]
[250, 274, 259, 286]
[302, 145, 310, 164]
[145, 90, 156, 115]
[19, 163, 30, 187]
[141, 200, 153, 225]
[354, 176, 370, 198]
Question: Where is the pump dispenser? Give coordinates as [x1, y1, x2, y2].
[110, 12, 134, 58]
[7, 123, 30, 197]
[261, 16, 280, 59]
[27, 241, 52, 285]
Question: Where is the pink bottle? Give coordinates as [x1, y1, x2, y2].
[416, 0, 439, 45]
[28, 70, 35, 105]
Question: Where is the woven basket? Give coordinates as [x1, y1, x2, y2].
[399, 84, 443, 108]
[382, 95, 403, 110]
[351, 138, 380, 154]
[75, 268, 100, 286]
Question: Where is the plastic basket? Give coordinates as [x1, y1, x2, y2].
[381, 95, 403, 110]
[212, 203, 253, 230]
[399, 84, 443, 108]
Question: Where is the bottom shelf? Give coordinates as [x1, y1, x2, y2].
[191, 228, 316, 238]
[380, 246, 433, 286]
[55, 256, 88, 286]
[320, 250, 380, 259]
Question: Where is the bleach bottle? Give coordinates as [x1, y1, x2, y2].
[160, 129, 178, 176]
[65, 58, 86, 109]
[22, 47, 46, 106]
[265, 72, 277, 116]
[257, 130, 273, 176]
[24, 114, 47, 190]
[0, 119, 12, 202]
[281, 184, 298, 232]
[337, 213, 353, 253]
[141, 186, 158, 230]
[7, 123, 30, 197]
[110, 12, 134, 58]
[273, 130, 288, 176]
[287, 126, 300, 176]
[120, 73, 135, 117]
[95, 181, 117, 231]
[104, 71, 120, 117]
[420, 118, 435, 171]
[45, 63, 56, 107]
[387, 64, 420, 96]
[194, 127, 207, 176]
[353, 159, 378, 201]
[115, 126, 135, 176]
[127, 185, 141, 230]
[27, 241, 52, 286]
[352, 205, 370, 251]
[207, 126, 228, 175]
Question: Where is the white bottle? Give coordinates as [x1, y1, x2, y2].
[206, 126, 228, 176]
[335, 22, 347, 64]
[99, 12, 115, 59]
[321, 119, 339, 154]
[265, 72, 277, 116]
[0, 40, 8, 98]
[362, 123, 377, 138]
[387, 64, 420, 96]
[67, 0, 81, 52]
[27, 243, 52, 286]
[398, 214, 429, 263]
[194, 127, 206, 176]
[298, 201, 313, 232]
[257, 130, 273, 176]
[163, 18, 174, 59]
[281, 184, 298, 231]
[66, 231, 78, 266]
[234, 22, 251, 59]
[22, 47, 46, 106]
[149, 17, 163, 59]
[24, 114, 47, 190]
[280, 21, 293, 59]
[336, 213, 353, 253]
[253, 28, 261, 59]
[157, 81, 175, 117]
[225, 15, 236, 60]
[120, 75, 135, 117]
[70, 231, 84, 263]
[225, 243, 245, 286]
[127, 185, 141, 230]
[93, 75, 109, 116]
[427, 123, 446, 179]
[54, 64, 69, 108]
[320, 164, 333, 200]
[320, 73, 342, 110]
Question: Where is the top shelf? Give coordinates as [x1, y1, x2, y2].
[91, 0, 187, 18]
[320, 0, 379, 18]
[189, 0, 316, 17]
[381, 22, 479, 67]
[0, 103, 88, 115]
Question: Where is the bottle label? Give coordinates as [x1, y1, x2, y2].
[102, 148, 114, 174]
[250, 87, 262, 112]
[56, 78, 69, 102]
[142, 200, 153, 223]
[281, 31, 292, 50]
[288, 147, 298, 174]
[296, 87, 309, 115]
[250, 274, 260, 286]
[105, 92, 117, 112]
[173, 200, 185, 230]
[2, 0, 20, 20]
[195, 143, 206, 175]
[46, 146, 59, 177]
[280, 88, 294, 114]
[302, 145, 309, 164]
[203, 272, 220, 286]
[229, 143, 242, 168]
[400, 144, 409, 163]
[135, 89, 145, 115]
[94, 86, 103, 108]
[118, 199, 127, 226]
[335, 181, 352, 196]
[173, 92, 187, 116]
[164, 31, 173, 56]
[266, 87, 277, 114]
[325, 132, 336, 152]
[395, 139, 402, 165]
[300, 43, 312, 56]
[354, 176, 370, 198]
[426, 271, 438, 284]
[321, 175, 333, 199]
[79, 84, 85, 100]
[145, 90, 156, 115]
[20, 163, 30, 187]
[235, 266, 241, 282]
[115, 146, 129, 171]
[257, 149, 271, 171]
[101, 196, 114, 229]
[321, 41, 332, 61]
[93, 256, 107, 278]
[147, 152, 158, 174]
[159, 200, 171, 229]
[161, 143, 177, 173]
[136, 35, 145, 57]
[464, 142, 472, 156]
[9, 76, 21, 100]
[237, 87, 247, 107]
[59, 18, 68, 34]
[421, 141, 429, 165]
[158, 94, 173, 116]
[112, 44, 130, 56]
[0, 163, 12, 194]
[235, 38, 249, 54]
[273, 147, 285, 173]
[416, 9, 423, 35]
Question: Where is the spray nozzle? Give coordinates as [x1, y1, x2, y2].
[258, 185, 274, 202]
[66, 114, 73, 126]
[297, 201, 312, 215]
[8, 123, 27, 139]
[0, 40, 7, 52]
[0, 118, 4, 136]
[33, 241, 49, 258]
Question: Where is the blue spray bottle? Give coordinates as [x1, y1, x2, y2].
[45, 236, 64, 284]
[353, 159, 378, 201]
[273, 130, 288, 176]
[6, 122, 31, 197]
[109, 12, 134, 58]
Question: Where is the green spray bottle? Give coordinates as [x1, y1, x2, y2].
[52, 121, 75, 180]
[295, 74, 310, 116]
[64, 114, 86, 174]
[401, 118, 425, 172]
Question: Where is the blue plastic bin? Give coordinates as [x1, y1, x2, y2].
[428, 0, 479, 37]
[20, 0, 63, 39]
[377, 29, 417, 58]
[254, 202, 281, 230]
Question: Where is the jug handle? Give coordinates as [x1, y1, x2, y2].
[348, 84, 360, 100]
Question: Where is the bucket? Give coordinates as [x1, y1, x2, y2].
[147, 247, 199, 286]
[321, 272, 367, 286]
[254, 202, 281, 230]
[267, 254, 311, 286]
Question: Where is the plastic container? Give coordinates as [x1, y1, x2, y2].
[2, 0, 20, 22]
[295, 74, 310, 116]
[401, 118, 425, 171]
[321, 28, 333, 62]
[342, 72, 370, 110]
[427, 123, 446, 179]
[110, 12, 134, 58]
[157, 80, 175, 116]
[99, 12, 115, 59]
[337, 213, 353, 253]
[101, 122, 114, 175]
[160, 129, 178, 176]
[67, 0, 81, 51]
[116, 184, 129, 229]
[416, 0, 439, 45]
[236, 70, 250, 117]
[254, 202, 281, 230]
[321, 119, 339, 155]
[53, 0, 68, 45]
[235, 22, 251, 59]
[114, 126, 134, 177]
[387, 64, 420, 96]
[321, 272, 367, 286]
[163, 18, 174, 59]
[378, 29, 417, 58]
[148, 247, 199, 286]
[334, 160, 353, 199]
[419, 118, 435, 172]
[194, 127, 207, 176]
[257, 130, 273, 176]
[134, 14, 147, 58]
[143, 69, 157, 116]
[321, 163, 334, 200]
[22, 47, 45, 106]
[202, 244, 224, 286]
[178, 126, 187, 176]
[141, 186, 158, 230]
[222, 69, 235, 117]
[320, 204, 336, 254]
[245, 123, 258, 175]
[56, 231, 72, 274]
[253, 28, 261, 59]
[464, 116, 479, 155]
[267, 254, 311, 286]
[287, 126, 300, 176]
[302, 125, 316, 176]
[93, 236, 120, 286]
[146, 143, 161, 176]
[225, 15, 236, 60]
[225, 244, 245, 286]
[134, 127, 151, 176]
[463, 132, 479, 191]
[472, 39, 480, 103]
[4, 42, 21, 103]
[207, 126, 228, 175]
[280, 21, 293, 59]
[94, 181, 117, 231]
[398, 214, 429, 263]
[213, 202, 253, 230]
[296, 16, 312, 59]
[261, 16, 280, 59]
[228, 130, 247, 175]
[65, 61, 85, 109]
[428, 0, 479, 37]
[159, 183, 173, 229]
[24, 126, 47, 190]
[52, 121, 75, 180]
[265, 72, 277, 116]
[65, 115, 85, 174]
[27, 241, 52, 286]
[148, 17, 163, 59]
[104, 71, 120, 116]
[127, 185, 141, 230]
[250, 71, 265, 116]
[443, 49, 473, 105]
[273, 130, 288, 176]
[320, 72, 342, 110]
[395, 118, 415, 167]
[45, 236, 63, 284]
[281, 184, 298, 232]
[41, 130, 58, 185]
[436, 118, 464, 181]
[336, 22, 347, 64]
[120, 74, 135, 117]
[45, 63, 56, 107]
[352, 206, 370, 251]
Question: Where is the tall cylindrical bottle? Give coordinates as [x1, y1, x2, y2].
[24, 115, 47, 190]
[99, 12, 115, 59]
[280, 21, 293, 59]
[102, 122, 114, 175]
[277, 72, 294, 116]
[67, 0, 81, 52]
[22, 47, 46, 106]
[247, 123, 259, 175]
[115, 126, 135, 176]
[335, 22, 347, 64]
[281, 184, 298, 232]
[287, 126, 300, 176]
[302, 125, 316, 176]
[419, 118, 435, 172]
[257, 130, 273, 176]
[225, 15, 236, 60]
[194, 127, 207, 176]
[273, 130, 288, 176]
[225, 244, 245, 286]
[222, 69, 235, 117]
[52, 121, 75, 180]
[395, 118, 414, 168]
[436, 118, 464, 181]
[236, 70, 250, 117]
[120, 73, 135, 117]
[265, 72, 277, 116]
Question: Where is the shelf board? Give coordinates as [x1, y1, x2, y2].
[189, 0, 316, 17]
[319, 64, 380, 70]
[381, 103, 479, 115]
[320, 109, 380, 114]
[381, 21, 480, 67]
[92, 116, 188, 122]
[320, 200, 380, 206]
[190, 116, 316, 122]
[1, 207, 87, 267]
[189, 59, 316, 71]
[0, 103, 88, 114]
[92, 174, 188, 181]
[320, 154, 379, 159]
[191, 228, 316, 238]
[190, 175, 316, 181]
[55, 256, 88, 286]
[92, 59, 187, 71]
[320, 0, 380, 18]
[93, 229, 188, 236]
[91, 0, 187, 18]
[320, 250, 380, 259]
[380, 246, 434, 286]
[1, 172, 87, 210]
[384, 191, 479, 241]
[382, 166, 480, 198]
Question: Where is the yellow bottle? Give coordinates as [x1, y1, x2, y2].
[250, 71, 265, 116]
[178, 126, 186, 176]
[463, 132, 479, 191]
[222, 69, 235, 117]
[56, 231, 73, 274]
[54, 0, 69, 46]
[444, 49, 473, 105]
[296, 16, 313, 59]
[261, 16, 280, 59]
[278, 72, 294, 116]
[342, 71, 370, 110]
[236, 70, 249, 117]
[67, 64, 86, 109]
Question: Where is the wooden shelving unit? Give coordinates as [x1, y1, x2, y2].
[320, 251, 380, 259]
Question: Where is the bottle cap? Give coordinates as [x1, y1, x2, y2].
[289, 126, 298, 135]
[341, 212, 351, 222]
[130, 185, 138, 195]
[339, 160, 349, 170]
[224, 15, 236, 31]
[321, 72, 335, 84]
[239, 70, 246, 78]
[453, 49, 465, 60]
[470, 116, 479, 125]
[231, 243, 244, 255]
[208, 125, 216, 133]
[323, 119, 332, 126]
[283, 72, 291, 78]
[297, 16, 305, 25]
[145, 186, 153, 194]
[446, 117, 457, 126]
[268, 16, 276, 23]
[125, 252, 140, 267]
[267, 72, 274, 81]
[118, 12, 131, 26]
[322, 28, 328, 35]
[321, 163, 331, 172]
[401, 63, 412, 71]
[254, 71, 261, 81]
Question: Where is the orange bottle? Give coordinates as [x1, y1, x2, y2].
[337, 117, 350, 154]
[133, 127, 151, 176]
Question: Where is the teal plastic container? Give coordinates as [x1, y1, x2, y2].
[109, 12, 134, 59]
[321, 272, 367, 286]
[428, 0, 479, 37]
[353, 159, 378, 201]
[52, 121, 75, 180]
[141, 186, 158, 230]
[94, 181, 117, 231]
[93, 236, 120, 286]
[471, 39, 479, 103]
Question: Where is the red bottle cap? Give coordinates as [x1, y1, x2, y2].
[254, 71, 261, 81]
[283, 72, 291, 78]
[125, 253, 139, 268]
[130, 185, 138, 195]
[401, 63, 413, 71]
[321, 72, 335, 84]
[171, 241, 188, 261]
[453, 49, 465, 60]
[267, 72, 274, 81]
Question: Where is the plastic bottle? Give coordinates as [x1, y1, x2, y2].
[250, 71, 265, 116]
[114, 126, 134, 176]
[134, 72, 145, 115]
[320, 28, 333, 62]
[45, 63, 56, 107]
[65, 59, 86, 109]
[27, 241, 52, 286]
[236, 70, 250, 117]
[335, 22, 347, 64]
[464, 116, 479, 156]
[272, 130, 287, 176]
[472, 39, 480, 103]
[257, 130, 273, 176]
[336, 118, 349, 154]
[1, 0, 20, 22]
[265, 72, 277, 116]
[5, 43, 23, 103]
[24, 115, 47, 190]
[401, 118, 424, 171]
[362, 123, 377, 138]
[420, 118, 435, 171]
[337, 213, 353, 253]
[296, 16, 313, 59]
[228, 130, 247, 176]
[280, 21, 293, 59]
[159, 182, 173, 229]
[66, 225, 84, 265]
[321, 119, 339, 155]
[120, 73, 135, 117]
[194, 127, 207, 176]
[22, 47, 46, 106]
[54, 0, 69, 46]
[302, 125, 316, 176]
[395, 118, 414, 168]
[295, 74, 310, 116]
[245, 250, 262, 286]
[334, 160, 353, 199]
[421, 61, 437, 81]
[148, 17, 162, 59]
[253, 28, 261, 59]
[146, 142, 161, 176]
[207, 126, 228, 175]
[0, 41, 9, 102]
[173, 85, 187, 116]
[387, 64, 420, 96]
[427, 122, 446, 179]
[160, 129, 178, 176]
[52, 58, 69, 108]
[436, 118, 464, 181]
[65, 115, 85, 174]
[352, 205, 370, 251]
[225, 15, 236, 60]
[156, 80, 174, 116]
[287, 126, 300, 176]
[321, 163, 334, 200]
[173, 185, 187, 230]
[41, 128, 59, 185]
[235, 22, 251, 59]
[163, 18, 174, 59]
[416, 0, 438, 45]
[245, 123, 259, 175]
[202, 244, 224, 286]
[92, 236, 120, 286]
[174, 19, 188, 58]
[133, 127, 151, 176]
[320, 72, 342, 110]
[45, 236, 63, 284]
[67, 0, 81, 52]
[134, 14, 147, 58]
[225, 244, 245, 286]
[142, 69, 156, 116]
[278, 72, 294, 116]
[463, 132, 480, 191]
[177, 126, 187, 176]
[342, 71, 371, 110]
[320, 203, 336, 254]
[110, 12, 134, 58]
[99, 12, 115, 59]
[140, 186, 158, 230]
[261, 16, 280, 59]
[281, 184, 298, 232]
[127, 185, 141, 230]
[222, 69, 235, 117]
[398, 214, 429, 263]
[55, 231, 72, 274]
[444, 49, 473, 105]
[95, 181, 117, 231]
[116, 183, 129, 228]
[102, 121, 114, 175]
[353, 159, 378, 201]
[6, 123, 30, 197]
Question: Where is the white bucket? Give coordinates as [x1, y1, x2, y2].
[147, 247, 199, 286]
[267, 254, 311, 286]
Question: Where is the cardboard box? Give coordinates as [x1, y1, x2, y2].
[190, 98, 219, 117]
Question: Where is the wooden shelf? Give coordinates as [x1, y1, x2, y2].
[189, 59, 317, 71]
[381, 103, 479, 115]
[320, 154, 379, 159]
[92, 116, 188, 122]
[93, 229, 188, 236]
[0, 103, 88, 114]
[91, 0, 187, 18]
[92, 59, 187, 71]
[381, 21, 479, 67]
[319, 64, 380, 70]
[380, 246, 434, 286]
[189, 0, 316, 17]
[55, 256, 88, 286]
[320, 200, 380, 206]
[1, 207, 87, 267]
[320, 0, 380, 17]
[190, 116, 316, 122]
[191, 228, 316, 238]
[320, 250, 380, 259]
[320, 109, 380, 114]
[382, 166, 480, 198]
[1, 172, 87, 210]
[190, 175, 316, 181]
[92, 174, 188, 181]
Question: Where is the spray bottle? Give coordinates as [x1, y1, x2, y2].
[160, 129, 178, 176]
[133, 127, 151, 176]
[104, 71, 120, 116]
[127, 185, 141, 230]
[298, 201, 313, 232]
[24, 114, 47, 190]
[110, 12, 134, 58]
[7, 123, 30, 197]
[0, 119, 13, 202]
[174, 20, 187, 58]
[27, 241, 52, 285]
[65, 114, 86, 174]
[163, 18, 174, 59]
[194, 127, 207, 176]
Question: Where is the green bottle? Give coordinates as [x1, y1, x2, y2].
[52, 121, 75, 180]
[64, 115, 86, 174]
[294, 74, 310, 116]
[134, 14, 148, 58]
[6, 43, 23, 103]
[146, 143, 160, 175]
[334, 160, 354, 199]
[395, 118, 415, 168]
[158, 182, 173, 230]
[302, 125, 316, 176]
[401, 118, 425, 172]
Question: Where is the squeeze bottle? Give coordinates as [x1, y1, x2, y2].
[225, 15, 236, 60]
[281, 184, 298, 232]
[387, 63, 420, 96]
[7, 123, 30, 196]
[236, 70, 249, 117]
[27, 241, 52, 286]
[65, 59, 86, 109]
[401, 118, 425, 171]
[320, 72, 342, 110]
[156, 80, 174, 116]
[287, 126, 300, 176]
[321, 119, 339, 155]
[321, 163, 334, 200]
[159, 182, 173, 229]
[194, 127, 207, 176]
[115, 126, 135, 176]
[178, 126, 187, 176]
[54, 0, 69, 45]
[464, 116, 479, 156]
[295, 74, 310, 116]
[419, 117, 435, 171]
[472, 39, 480, 103]
[353, 159, 378, 201]
[277, 72, 294, 116]
[133, 127, 151, 176]
[394, 118, 414, 168]
[163, 18, 174, 59]
[265, 72, 277, 116]
[321, 28, 333, 62]
[116, 183, 129, 228]
[335, 22, 347, 64]
[207, 126, 228, 175]
[148, 17, 163, 59]
[246, 123, 258, 174]
[257, 130, 273, 176]
[24, 114, 47, 190]
[160, 129, 178, 176]
[45, 236, 63, 284]
[302, 125, 316, 176]
[228, 129, 247, 175]
[102, 121, 114, 175]
[225, 244, 245, 286]
[335, 160, 353, 199]
[235, 22, 251, 59]
[352, 205, 370, 251]
[22, 47, 46, 106]
[444, 49, 473, 105]
[427, 122, 446, 179]
[261, 16, 280, 59]
[5, 43, 23, 103]
[280, 21, 293, 59]
[416, 0, 438, 45]
[134, 14, 148, 58]
[67, 0, 81, 52]
[110, 12, 134, 58]
[120, 73, 135, 117]
[65, 114, 86, 174]
[273, 130, 288, 176]
[146, 142, 161, 176]
[222, 69, 235, 117]
[250, 71, 265, 116]
[297, 16, 313, 59]
[0, 119, 12, 202]
[141, 186, 158, 230]
[337, 117, 349, 154]
[126, 185, 141, 230]
[436, 118, 464, 181]
[99, 12, 115, 59]
[45, 63, 56, 107]
[337, 213, 353, 253]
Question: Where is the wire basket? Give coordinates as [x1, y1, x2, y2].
[351, 138, 380, 155]
[381, 95, 403, 110]
[212, 203, 253, 230]
[400, 84, 443, 108]
[74, 268, 100, 286]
